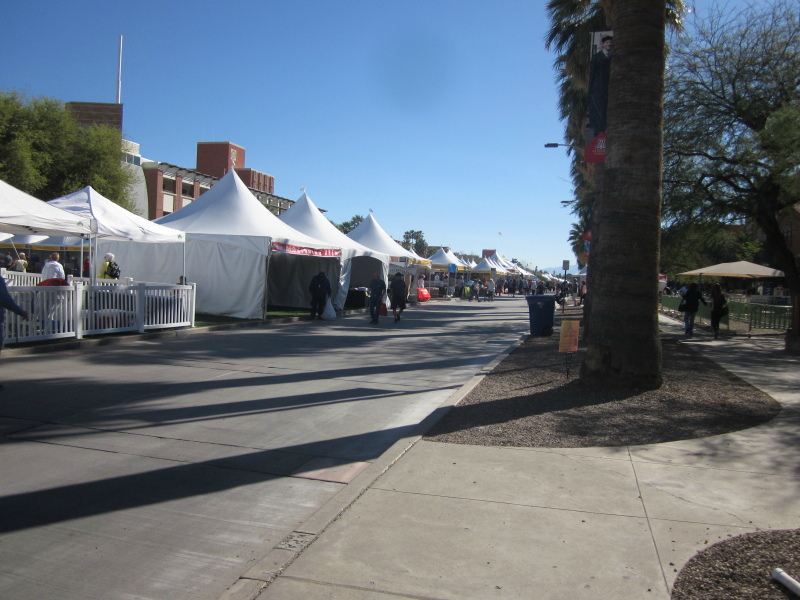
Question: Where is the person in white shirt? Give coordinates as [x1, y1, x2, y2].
[41, 253, 65, 280]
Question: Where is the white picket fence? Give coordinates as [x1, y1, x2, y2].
[2, 270, 196, 344]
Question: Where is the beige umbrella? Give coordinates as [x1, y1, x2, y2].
[679, 261, 784, 278]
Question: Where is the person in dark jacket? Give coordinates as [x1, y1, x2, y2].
[682, 282, 707, 336]
[0, 255, 29, 389]
[387, 272, 407, 323]
[368, 272, 387, 325]
[309, 271, 332, 320]
[709, 283, 728, 339]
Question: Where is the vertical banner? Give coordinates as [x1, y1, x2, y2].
[585, 31, 613, 163]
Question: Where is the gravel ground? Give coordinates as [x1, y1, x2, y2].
[424, 304, 794, 599]
[425, 308, 779, 448]
[671, 530, 800, 599]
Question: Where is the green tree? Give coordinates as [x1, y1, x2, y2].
[662, 0, 800, 350]
[333, 214, 364, 234]
[0, 91, 135, 210]
[402, 230, 428, 257]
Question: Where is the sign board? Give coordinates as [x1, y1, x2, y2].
[559, 320, 580, 353]
[449, 263, 456, 274]
[562, 260, 570, 271]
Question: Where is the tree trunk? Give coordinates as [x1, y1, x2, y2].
[581, 164, 604, 344]
[580, 0, 666, 389]
[754, 207, 800, 353]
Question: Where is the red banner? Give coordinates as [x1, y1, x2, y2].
[584, 133, 606, 163]
[271, 242, 341, 257]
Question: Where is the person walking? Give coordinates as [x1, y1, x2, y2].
[309, 271, 332, 320]
[0, 255, 29, 389]
[486, 278, 495, 302]
[388, 272, 407, 322]
[368, 272, 386, 325]
[709, 283, 728, 339]
[682, 282, 707, 336]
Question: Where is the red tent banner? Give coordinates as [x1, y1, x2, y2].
[270, 241, 341, 257]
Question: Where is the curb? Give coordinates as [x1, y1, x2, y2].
[215, 330, 529, 600]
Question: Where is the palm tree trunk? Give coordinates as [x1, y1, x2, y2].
[580, 0, 666, 389]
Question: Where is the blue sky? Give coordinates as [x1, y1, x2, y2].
[2, 1, 713, 273]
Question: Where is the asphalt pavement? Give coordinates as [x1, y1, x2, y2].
[0, 296, 531, 600]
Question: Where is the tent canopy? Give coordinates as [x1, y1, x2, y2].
[280, 192, 390, 308]
[679, 261, 785, 278]
[48, 186, 184, 243]
[279, 193, 389, 261]
[427, 247, 468, 271]
[347, 213, 431, 266]
[0, 178, 92, 237]
[471, 257, 506, 274]
[157, 171, 337, 254]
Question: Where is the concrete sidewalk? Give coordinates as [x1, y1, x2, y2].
[256, 315, 800, 599]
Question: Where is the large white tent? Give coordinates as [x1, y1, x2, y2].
[427, 247, 468, 272]
[347, 213, 431, 295]
[279, 192, 389, 309]
[347, 213, 430, 267]
[108, 171, 340, 318]
[47, 186, 185, 281]
[0, 178, 92, 237]
[471, 256, 506, 274]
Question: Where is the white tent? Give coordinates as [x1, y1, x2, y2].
[0, 178, 92, 237]
[279, 192, 390, 309]
[48, 186, 185, 282]
[471, 256, 507, 274]
[347, 213, 431, 267]
[427, 247, 468, 272]
[117, 171, 340, 318]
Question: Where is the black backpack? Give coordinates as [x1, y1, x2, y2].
[106, 261, 121, 279]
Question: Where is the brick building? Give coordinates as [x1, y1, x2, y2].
[142, 142, 291, 219]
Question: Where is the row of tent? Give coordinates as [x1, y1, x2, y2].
[0, 171, 531, 319]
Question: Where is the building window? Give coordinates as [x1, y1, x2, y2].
[182, 181, 193, 197]
[163, 194, 175, 213]
[162, 178, 176, 193]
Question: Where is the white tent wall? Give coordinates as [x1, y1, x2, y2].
[97, 240, 183, 284]
[333, 252, 388, 309]
[187, 239, 267, 318]
[266, 253, 340, 310]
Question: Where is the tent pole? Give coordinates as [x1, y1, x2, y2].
[263, 251, 271, 319]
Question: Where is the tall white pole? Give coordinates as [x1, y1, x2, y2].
[117, 35, 123, 104]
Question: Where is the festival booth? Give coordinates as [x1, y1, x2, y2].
[279, 192, 390, 310]
[47, 186, 186, 283]
[0, 178, 92, 237]
[427, 247, 469, 272]
[347, 213, 431, 299]
[143, 171, 340, 319]
[471, 256, 507, 276]
[427, 247, 469, 297]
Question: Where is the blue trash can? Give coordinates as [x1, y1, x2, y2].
[526, 294, 557, 336]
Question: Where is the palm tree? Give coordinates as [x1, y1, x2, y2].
[547, 0, 683, 387]
[579, 0, 668, 389]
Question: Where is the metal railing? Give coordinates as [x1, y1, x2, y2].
[3, 280, 196, 344]
[660, 295, 790, 331]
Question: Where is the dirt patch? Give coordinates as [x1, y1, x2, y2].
[425, 334, 780, 448]
[671, 529, 800, 599]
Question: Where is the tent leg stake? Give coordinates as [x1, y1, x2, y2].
[565, 352, 574, 378]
